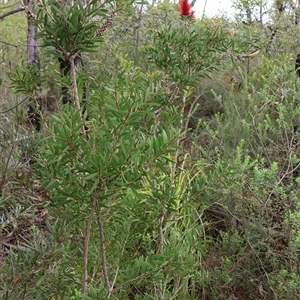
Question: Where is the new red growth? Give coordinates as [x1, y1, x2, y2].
[179, 0, 195, 19]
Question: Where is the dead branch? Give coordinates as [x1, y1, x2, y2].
[0, 40, 28, 47]
[0, 7, 24, 19]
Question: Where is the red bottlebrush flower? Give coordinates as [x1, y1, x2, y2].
[179, 0, 196, 19]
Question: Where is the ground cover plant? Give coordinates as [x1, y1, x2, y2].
[0, 0, 300, 299]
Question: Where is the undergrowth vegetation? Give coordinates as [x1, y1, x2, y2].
[0, 0, 300, 299]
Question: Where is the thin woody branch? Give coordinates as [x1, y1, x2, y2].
[97, 205, 111, 292]
[20, 0, 37, 21]
[0, 7, 24, 19]
[0, 40, 28, 47]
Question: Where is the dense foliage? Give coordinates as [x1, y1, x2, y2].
[1, 0, 300, 299]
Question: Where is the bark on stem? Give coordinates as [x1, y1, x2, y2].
[96, 204, 110, 292]
[69, 55, 81, 112]
[69, 55, 86, 135]
[27, 0, 41, 131]
[82, 199, 97, 294]
[0, 7, 25, 19]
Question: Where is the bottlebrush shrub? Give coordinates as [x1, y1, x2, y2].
[34, 58, 195, 297]
[144, 18, 231, 88]
[37, 64, 182, 212]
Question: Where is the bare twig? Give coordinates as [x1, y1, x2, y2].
[0, 241, 27, 251]
[82, 194, 98, 294]
[69, 55, 81, 112]
[156, 212, 165, 299]
[108, 266, 119, 296]
[0, 7, 24, 19]
[107, 215, 134, 297]
[0, 40, 28, 47]
[157, 212, 164, 254]
[69, 55, 87, 135]
[170, 91, 187, 184]
[184, 92, 202, 132]
[96, 200, 111, 292]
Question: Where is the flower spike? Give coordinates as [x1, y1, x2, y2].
[179, 0, 196, 19]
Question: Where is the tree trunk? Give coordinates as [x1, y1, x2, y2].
[27, 0, 41, 131]
[295, 0, 300, 25]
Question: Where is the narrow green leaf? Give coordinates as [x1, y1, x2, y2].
[88, 284, 97, 299]
[84, 173, 98, 180]
[45, 179, 59, 190]
[81, 295, 94, 300]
